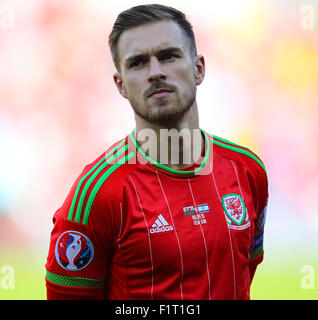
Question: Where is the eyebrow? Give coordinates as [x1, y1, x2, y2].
[124, 47, 184, 67]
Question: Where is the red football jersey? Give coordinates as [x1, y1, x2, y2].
[45, 129, 268, 300]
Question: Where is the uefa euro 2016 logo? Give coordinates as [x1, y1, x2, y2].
[55, 231, 94, 271]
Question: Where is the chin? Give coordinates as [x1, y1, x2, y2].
[132, 94, 195, 124]
[148, 104, 191, 124]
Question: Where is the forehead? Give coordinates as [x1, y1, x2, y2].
[118, 20, 189, 63]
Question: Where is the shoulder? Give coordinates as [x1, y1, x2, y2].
[205, 131, 269, 213]
[56, 136, 138, 227]
[205, 131, 268, 183]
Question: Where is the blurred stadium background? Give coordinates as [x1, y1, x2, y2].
[0, 0, 318, 299]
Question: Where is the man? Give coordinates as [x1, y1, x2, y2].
[45, 4, 268, 300]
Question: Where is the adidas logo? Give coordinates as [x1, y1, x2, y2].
[150, 214, 173, 234]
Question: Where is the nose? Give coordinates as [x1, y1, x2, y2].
[147, 57, 167, 82]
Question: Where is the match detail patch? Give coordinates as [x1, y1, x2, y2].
[55, 230, 94, 271]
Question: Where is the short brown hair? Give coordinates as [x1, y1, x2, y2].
[108, 4, 197, 71]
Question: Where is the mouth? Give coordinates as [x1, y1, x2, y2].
[148, 89, 173, 99]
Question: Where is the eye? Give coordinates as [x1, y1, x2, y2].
[130, 58, 146, 69]
[160, 52, 179, 61]
[130, 60, 141, 68]
[161, 53, 174, 60]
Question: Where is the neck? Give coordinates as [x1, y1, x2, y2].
[134, 103, 204, 169]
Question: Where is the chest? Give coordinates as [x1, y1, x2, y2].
[117, 166, 256, 270]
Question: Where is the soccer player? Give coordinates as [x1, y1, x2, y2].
[45, 4, 268, 300]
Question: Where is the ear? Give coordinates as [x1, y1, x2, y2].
[113, 72, 128, 99]
[193, 54, 205, 86]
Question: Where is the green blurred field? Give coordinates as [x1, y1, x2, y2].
[251, 260, 318, 300]
[0, 247, 46, 299]
[0, 247, 317, 300]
